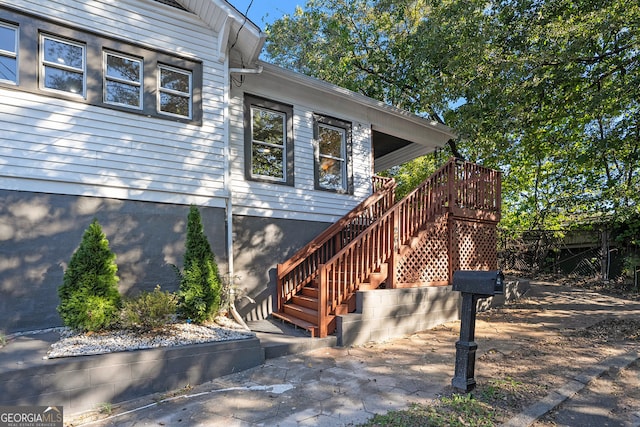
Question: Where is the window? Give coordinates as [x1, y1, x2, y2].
[40, 34, 85, 96]
[158, 65, 191, 118]
[0, 22, 18, 84]
[314, 115, 352, 193]
[104, 51, 142, 109]
[244, 95, 294, 185]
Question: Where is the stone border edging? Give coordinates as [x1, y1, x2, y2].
[501, 348, 640, 427]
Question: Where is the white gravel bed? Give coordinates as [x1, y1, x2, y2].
[45, 319, 255, 359]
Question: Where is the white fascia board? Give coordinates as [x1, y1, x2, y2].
[176, 0, 265, 64]
[374, 144, 433, 173]
[258, 61, 457, 146]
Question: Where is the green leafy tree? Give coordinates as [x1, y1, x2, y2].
[265, 0, 640, 233]
[58, 219, 121, 331]
[178, 206, 222, 322]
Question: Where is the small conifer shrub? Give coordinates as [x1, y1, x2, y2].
[177, 206, 222, 323]
[57, 219, 121, 331]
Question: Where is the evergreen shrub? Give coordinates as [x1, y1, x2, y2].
[177, 206, 222, 322]
[57, 219, 121, 331]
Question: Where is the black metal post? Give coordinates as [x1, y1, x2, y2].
[452, 292, 479, 392]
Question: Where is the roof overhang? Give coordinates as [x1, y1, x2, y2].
[175, 0, 266, 64]
[258, 62, 456, 171]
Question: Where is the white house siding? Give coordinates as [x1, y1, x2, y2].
[0, 0, 228, 208]
[229, 73, 374, 223]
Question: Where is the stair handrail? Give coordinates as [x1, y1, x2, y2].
[276, 176, 396, 309]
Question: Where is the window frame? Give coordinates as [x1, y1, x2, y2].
[157, 64, 192, 119]
[244, 94, 294, 186]
[0, 21, 18, 85]
[40, 33, 86, 98]
[103, 50, 143, 110]
[313, 114, 353, 194]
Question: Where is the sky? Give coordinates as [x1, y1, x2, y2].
[229, 0, 303, 28]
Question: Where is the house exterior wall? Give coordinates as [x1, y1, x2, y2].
[0, 0, 233, 333]
[227, 71, 382, 320]
[229, 71, 374, 223]
[0, 0, 384, 330]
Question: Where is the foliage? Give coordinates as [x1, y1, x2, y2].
[177, 206, 222, 323]
[120, 285, 178, 331]
[379, 150, 448, 199]
[265, 0, 640, 233]
[57, 219, 121, 331]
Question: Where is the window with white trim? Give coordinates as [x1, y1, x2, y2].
[244, 95, 294, 185]
[104, 51, 142, 109]
[314, 115, 352, 193]
[40, 34, 85, 96]
[0, 22, 18, 84]
[158, 65, 192, 118]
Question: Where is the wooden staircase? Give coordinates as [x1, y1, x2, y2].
[275, 158, 501, 337]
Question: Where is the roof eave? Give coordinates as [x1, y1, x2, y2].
[175, 0, 265, 64]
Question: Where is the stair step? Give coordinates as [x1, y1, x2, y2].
[271, 312, 319, 337]
[301, 286, 319, 298]
[363, 263, 389, 289]
[283, 303, 318, 324]
[291, 294, 318, 309]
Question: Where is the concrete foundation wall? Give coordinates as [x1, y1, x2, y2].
[337, 286, 461, 347]
[232, 215, 330, 322]
[0, 337, 264, 413]
[0, 190, 229, 334]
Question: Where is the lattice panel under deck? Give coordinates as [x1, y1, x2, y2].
[395, 218, 449, 284]
[451, 219, 497, 272]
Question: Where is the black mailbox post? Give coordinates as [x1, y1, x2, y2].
[451, 270, 504, 392]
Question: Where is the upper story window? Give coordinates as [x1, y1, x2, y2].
[0, 22, 18, 84]
[41, 34, 85, 97]
[158, 65, 191, 118]
[244, 95, 294, 185]
[104, 51, 142, 109]
[314, 115, 352, 193]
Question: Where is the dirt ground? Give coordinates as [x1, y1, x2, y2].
[429, 277, 640, 425]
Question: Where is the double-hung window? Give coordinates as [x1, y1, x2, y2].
[104, 51, 142, 109]
[158, 64, 192, 118]
[0, 22, 18, 84]
[314, 115, 352, 193]
[41, 34, 85, 96]
[244, 95, 294, 185]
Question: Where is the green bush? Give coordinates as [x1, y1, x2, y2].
[57, 219, 121, 331]
[120, 285, 178, 331]
[177, 206, 222, 323]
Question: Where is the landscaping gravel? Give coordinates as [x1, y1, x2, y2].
[43, 318, 255, 359]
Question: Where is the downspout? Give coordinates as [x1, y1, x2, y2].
[222, 56, 250, 330]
